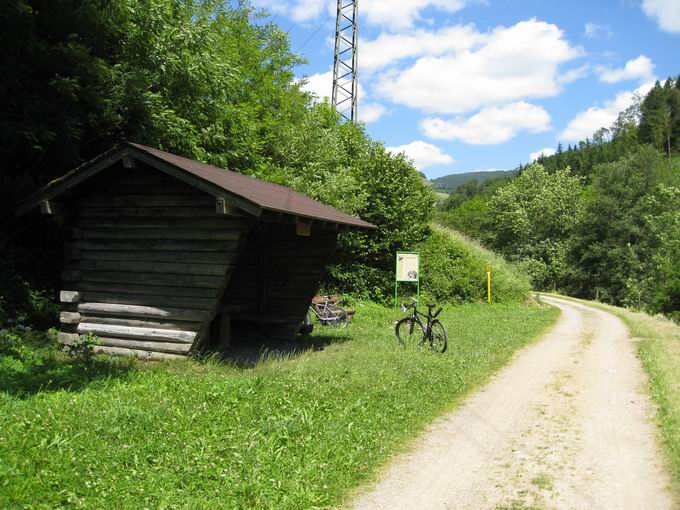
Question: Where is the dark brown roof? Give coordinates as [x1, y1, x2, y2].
[19, 142, 376, 230]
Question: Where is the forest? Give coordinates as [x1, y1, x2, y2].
[437, 77, 680, 318]
[0, 0, 446, 328]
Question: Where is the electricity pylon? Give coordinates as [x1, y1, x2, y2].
[331, 0, 358, 122]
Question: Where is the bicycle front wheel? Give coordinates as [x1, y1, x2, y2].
[395, 317, 425, 348]
[429, 319, 448, 353]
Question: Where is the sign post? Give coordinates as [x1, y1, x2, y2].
[395, 252, 420, 308]
[485, 263, 492, 304]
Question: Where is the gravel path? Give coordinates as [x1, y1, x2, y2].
[350, 295, 674, 509]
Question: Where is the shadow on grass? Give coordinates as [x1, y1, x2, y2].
[0, 351, 134, 399]
[216, 334, 350, 369]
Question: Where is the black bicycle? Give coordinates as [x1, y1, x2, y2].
[395, 298, 448, 353]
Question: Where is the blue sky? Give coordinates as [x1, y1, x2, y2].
[255, 0, 679, 178]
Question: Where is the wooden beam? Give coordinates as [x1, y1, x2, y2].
[60, 291, 81, 303]
[16, 149, 124, 217]
[122, 152, 136, 169]
[77, 302, 206, 322]
[40, 200, 75, 216]
[129, 149, 263, 218]
[60, 312, 81, 325]
[77, 322, 196, 344]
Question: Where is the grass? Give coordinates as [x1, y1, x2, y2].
[545, 294, 680, 502]
[0, 301, 558, 509]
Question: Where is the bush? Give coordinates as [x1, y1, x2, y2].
[415, 227, 531, 304]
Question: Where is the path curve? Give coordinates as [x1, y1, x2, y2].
[350, 295, 673, 509]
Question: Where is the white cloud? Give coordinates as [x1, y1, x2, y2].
[361, 25, 486, 72]
[257, 0, 472, 27]
[358, 103, 386, 123]
[386, 141, 455, 170]
[377, 20, 583, 114]
[559, 64, 590, 84]
[529, 147, 556, 162]
[642, 0, 680, 33]
[584, 22, 612, 39]
[559, 81, 656, 141]
[598, 55, 655, 84]
[300, 70, 333, 100]
[362, 0, 469, 29]
[420, 102, 551, 145]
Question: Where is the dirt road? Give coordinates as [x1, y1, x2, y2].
[351, 295, 674, 509]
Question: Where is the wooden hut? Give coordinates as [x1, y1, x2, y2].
[17, 143, 375, 359]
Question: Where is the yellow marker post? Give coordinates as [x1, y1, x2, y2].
[485, 264, 492, 304]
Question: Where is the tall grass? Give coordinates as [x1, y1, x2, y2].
[1, 301, 557, 509]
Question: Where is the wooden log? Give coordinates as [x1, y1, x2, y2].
[61, 269, 81, 282]
[63, 246, 81, 262]
[77, 322, 196, 343]
[79, 249, 236, 265]
[79, 228, 242, 241]
[80, 315, 201, 331]
[40, 200, 75, 216]
[72, 281, 215, 298]
[93, 345, 187, 360]
[76, 259, 230, 277]
[78, 206, 219, 218]
[58, 332, 79, 345]
[60, 290, 81, 303]
[60, 312, 81, 324]
[80, 292, 212, 310]
[78, 270, 225, 289]
[96, 337, 192, 355]
[78, 195, 215, 208]
[73, 239, 239, 252]
[75, 217, 247, 230]
[77, 302, 206, 322]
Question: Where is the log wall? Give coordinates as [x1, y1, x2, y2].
[221, 222, 339, 342]
[57, 163, 250, 358]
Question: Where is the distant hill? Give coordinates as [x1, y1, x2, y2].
[430, 170, 516, 192]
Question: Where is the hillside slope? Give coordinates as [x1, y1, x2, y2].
[415, 225, 531, 304]
[430, 170, 515, 192]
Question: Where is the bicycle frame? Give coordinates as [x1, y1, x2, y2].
[309, 298, 344, 322]
[401, 301, 441, 338]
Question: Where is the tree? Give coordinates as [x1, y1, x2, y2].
[487, 164, 584, 290]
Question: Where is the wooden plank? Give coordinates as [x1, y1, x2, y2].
[73, 239, 238, 252]
[96, 337, 192, 355]
[16, 150, 124, 217]
[60, 291, 81, 303]
[80, 315, 201, 331]
[100, 184, 205, 196]
[74, 217, 247, 230]
[79, 228, 242, 241]
[80, 249, 236, 265]
[80, 292, 212, 310]
[77, 322, 196, 343]
[61, 269, 81, 282]
[78, 195, 215, 208]
[60, 312, 81, 324]
[40, 200, 75, 216]
[78, 270, 225, 289]
[78, 206, 219, 218]
[76, 259, 230, 277]
[73, 281, 215, 298]
[77, 302, 206, 322]
[130, 149, 263, 218]
[93, 345, 187, 360]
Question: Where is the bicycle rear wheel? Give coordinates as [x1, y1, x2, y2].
[429, 319, 448, 353]
[395, 317, 425, 348]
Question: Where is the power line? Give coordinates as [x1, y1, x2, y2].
[285, 0, 320, 34]
[294, 12, 334, 54]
